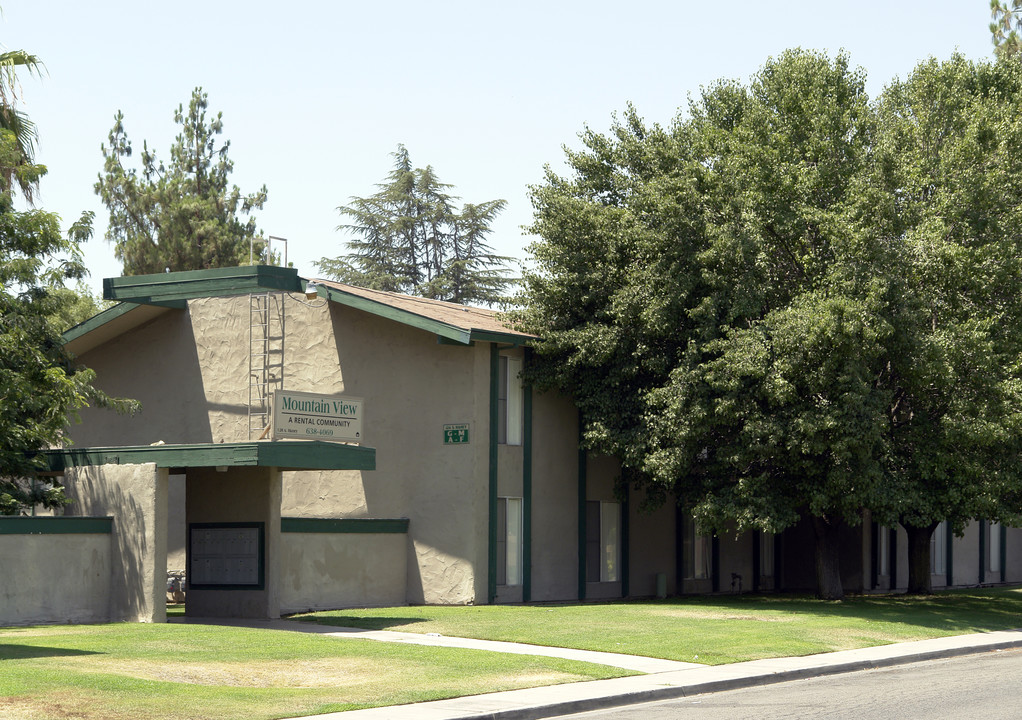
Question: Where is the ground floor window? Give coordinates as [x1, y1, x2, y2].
[989, 521, 1002, 574]
[497, 497, 522, 586]
[931, 521, 947, 575]
[877, 525, 890, 576]
[586, 501, 620, 582]
[682, 516, 711, 580]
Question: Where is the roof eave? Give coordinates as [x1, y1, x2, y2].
[39, 440, 376, 474]
[104, 265, 305, 304]
[318, 283, 538, 346]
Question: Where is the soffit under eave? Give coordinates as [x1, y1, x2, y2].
[63, 302, 182, 357]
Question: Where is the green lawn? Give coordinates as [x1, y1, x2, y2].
[0, 622, 628, 720]
[295, 587, 1022, 665]
[5, 589, 1021, 719]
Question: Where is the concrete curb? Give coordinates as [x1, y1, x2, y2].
[475, 637, 1022, 720]
[305, 630, 1022, 720]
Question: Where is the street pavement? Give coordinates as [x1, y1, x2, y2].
[177, 617, 1022, 720]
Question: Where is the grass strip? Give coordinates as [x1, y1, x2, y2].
[296, 587, 1022, 665]
[0, 622, 628, 720]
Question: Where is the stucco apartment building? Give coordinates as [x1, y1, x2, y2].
[12, 265, 1019, 624]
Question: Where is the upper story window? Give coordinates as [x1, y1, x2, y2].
[498, 355, 523, 445]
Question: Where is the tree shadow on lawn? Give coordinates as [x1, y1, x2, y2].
[655, 588, 1022, 634]
[289, 614, 430, 631]
[289, 589, 1022, 636]
[0, 645, 102, 660]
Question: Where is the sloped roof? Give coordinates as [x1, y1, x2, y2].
[62, 266, 537, 353]
[312, 279, 536, 346]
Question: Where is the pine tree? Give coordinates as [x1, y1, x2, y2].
[317, 145, 513, 305]
[991, 0, 1022, 59]
[95, 88, 268, 275]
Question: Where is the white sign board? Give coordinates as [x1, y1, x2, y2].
[272, 390, 363, 442]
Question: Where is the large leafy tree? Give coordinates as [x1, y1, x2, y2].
[519, 50, 884, 599]
[517, 49, 1022, 599]
[46, 281, 112, 334]
[317, 145, 513, 305]
[0, 48, 137, 515]
[95, 87, 268, 275]
[867, 56, 1022, 593]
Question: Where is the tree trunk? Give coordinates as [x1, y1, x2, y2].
[812, 516, 844, 600]
[903, 521, 939, 595]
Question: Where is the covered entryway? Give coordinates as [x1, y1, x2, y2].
[40, 440, 375, 622]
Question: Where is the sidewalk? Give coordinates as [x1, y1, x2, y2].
[178, 618, 1022, 720]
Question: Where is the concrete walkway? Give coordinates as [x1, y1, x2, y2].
[175, 616, 697, 673]
[177, 618, 1022, 720]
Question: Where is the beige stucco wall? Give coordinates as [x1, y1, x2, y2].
[628, 489, 676, 597]
[954, 521, 982, 586]
[279, 532, 408, 612]
[67, 292, 606, 608]
[168, 474, 186, 571]
[72, 309, 214, 446]
[1006, 527, 1022, 583]
[526, 390, 579, 602]
[288, 300, 488, 606]
[63, 463, 167, 623]
[70, 295, 491, 607]
[0, 531, 112, 625]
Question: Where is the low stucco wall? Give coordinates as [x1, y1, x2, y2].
[279, 527, 408, 612]
[64, 463, 167, 623]
[0, 521, 112, 626]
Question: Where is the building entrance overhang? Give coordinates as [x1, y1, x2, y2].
[37, 440, 376, 475]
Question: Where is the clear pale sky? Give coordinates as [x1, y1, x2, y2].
[3, 1, 998, 295]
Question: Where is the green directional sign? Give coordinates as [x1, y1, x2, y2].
[444, 423, 470, 445]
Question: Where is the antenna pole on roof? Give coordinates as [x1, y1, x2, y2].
[268, 236, 288, 267]
[250, 235, 289, 267]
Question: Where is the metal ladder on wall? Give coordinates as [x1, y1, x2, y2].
[248, 292, 285, 440]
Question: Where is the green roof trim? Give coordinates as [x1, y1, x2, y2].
[61, 301, 185, 346]
[0, 517, 113, 534]
[466, 328, 531, 347]
[319, 284, 532, 346]
[62, 302, 142, 345]
[39, 440, 375, 473]
[69, 267, 534, 355]
[319, 284, 474, 345]
[104, 265, 305, 304]
[281, 517, 409, 534]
